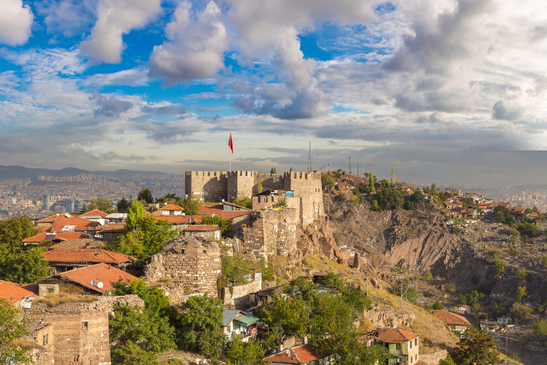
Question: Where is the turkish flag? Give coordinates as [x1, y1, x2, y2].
[228, 132, 233, 153]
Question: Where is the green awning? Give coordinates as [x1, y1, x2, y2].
[234, 315, 260, 326]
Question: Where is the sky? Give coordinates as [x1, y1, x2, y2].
[1, 0, 547, 186]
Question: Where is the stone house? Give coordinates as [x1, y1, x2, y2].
[365, 328, 420, 365]
[97, 223, 126, 243]
[433, 310, 471, 332]
[263, 344, 333, 364]
[34, 263, 137, 296]
[41, 248, 135, 273]
[183, 224, 221, 240]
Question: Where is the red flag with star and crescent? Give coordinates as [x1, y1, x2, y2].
[228, 132, 233, 153]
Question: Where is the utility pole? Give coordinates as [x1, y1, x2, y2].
[308, 142, 312, 173]
[506, 323, 509, 355]
[357, 156, 360, 177]
[319, 158, 322, 172]
[400, 281, 411, 309]
[348, 152, 352, 175]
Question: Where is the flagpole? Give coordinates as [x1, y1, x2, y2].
[229, 131, 232, 171]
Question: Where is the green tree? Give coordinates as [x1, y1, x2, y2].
[202, 215, 231, 238]
[290, 167, 293, 172]
[286, 276, 317, 303]
[494, 205, 510, 223]
[431, 183, 438, 195]
[179, 195, 201, 215]
[515, 286, 526, 303]
[110, 279, 170, 315]
[452, 326, 501, 365]
[517, 222, 540, 237]
[225, 335, 266, 365]
[111, 341, 159, 365]
[0, 216, 39, 250]
[321, 175, 336, 187]
[138, 187, 154, 204]
[234, 197, 253, 209]
[511, 303, 532, 320]
[391, 169, 395, 186]
[369, 172, 375, 189]
[0, 299, 32, 364]
[492, 302, 506, 317]
[320, 272, 345, 290]
[433, 301, 445, 310]
[110, 200, 176, 258]
[86, 197, 113, 213]
[270, 167, 277, 175]
[257, 294, 311, 337]
[256, 182, 263, 194]
[493, 254, 506, 276]
[533, 319, 547, 342]
[109, 304, 176, 363]
[174, 294, 224, 358]
[517, 267, 527, 281]
[117, 198, 130, 213]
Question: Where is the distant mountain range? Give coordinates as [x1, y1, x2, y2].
[0, 165, 172, 180]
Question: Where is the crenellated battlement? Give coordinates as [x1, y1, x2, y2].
[283, 171, 321, 180]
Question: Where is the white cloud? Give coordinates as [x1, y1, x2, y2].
[37, 0, 98, 36]
[148, 1, 229, 85]
[0, 0, 33, 46]
[80, 0, 162, 63]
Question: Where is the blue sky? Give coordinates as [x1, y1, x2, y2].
[1, 0, 547, 186]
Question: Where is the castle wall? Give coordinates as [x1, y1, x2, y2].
[238, 209, 299, 260]
[144, 238, 222, 301]
[185, 171, 228, 202]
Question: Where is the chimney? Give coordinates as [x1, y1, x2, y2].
[303, 335, 309, 344]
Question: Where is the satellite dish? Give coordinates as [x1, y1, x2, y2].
[97, 282, 104, 289]
[91, 279, 97, 286]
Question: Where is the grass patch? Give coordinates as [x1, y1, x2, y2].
[34, 293, 99, 307]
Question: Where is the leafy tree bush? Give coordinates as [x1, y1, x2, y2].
[321, 175, 336, 187]
[320, 272, 345, 290]
[117, 197, 131, 213]
[494, 205, 511, 223]
[517, 267, 527, 281]
[111, 341, 159, 365]
[233, 197, 253, 209]
[517, 222, 540, 237]
[0, 299, 32, 364]
[109, 200, 177, 259]
[179, 195, 202, 215]
[342, 287, 373, 313]
[225, 335, 266, 365]
[270, 167, 277, 175]
[511, 303, 532, 320]
[431, 183, 438, 195]
[439, 355, 457, 365]
[533, 319, 547, 342]
[174, 294, 224, 358]
[492, 302, 507, 317]
[493, 254, 506, 276]
[515, 286, 526, 303]
[334, 169, 347, 178]
[452, 326, 501, 365]
[138, 187, 154, 204]
[257, 294, 311, 337]
[423, 272, 433, 281]
[201, 215, 231, 237]
[286, 276, 317, 303]
[432, 301, 445, 310]
[85, 197, 114, 213]
[256, 182, 263, 194]
[274, 197, 287, 208]
[446, 283, 456, 293]
[369, 187, 404, 211]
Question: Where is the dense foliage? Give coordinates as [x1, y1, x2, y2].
[452, 326, 501, 365]
[201, 215, 231, 238]
[517, 222, 540, 237]
[0, 299, 32, 364]
[0, 216, 52, 283]
[368, 187, 404, 211]
[84, 197, 113, 213]
[234, 197, 253, 209]
[137, 187, 154, 204]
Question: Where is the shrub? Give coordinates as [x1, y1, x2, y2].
[423, 272, 433, 281]
[445, 283, 456, 293]
[517, 267, 527, 281]
[518, 222, 540, 237]
[432, 301, 445, 310]
[511, 303, 532, 320]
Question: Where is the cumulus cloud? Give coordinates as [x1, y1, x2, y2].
[0, 0, 33, 46]
[37, 0, 97, 36]
[91, 92, 133, 117]
[132, 103, 188, 120]
[80, 0, 161, 63]
[492, 99, 523, 121]
[148, 1, 230, 84]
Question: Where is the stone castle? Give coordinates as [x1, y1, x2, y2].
[185, 170, 324, 225]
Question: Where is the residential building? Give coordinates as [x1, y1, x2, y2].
[22, 231, 91, 245]
[263, 344, 333, 365]
[41, 248, 135, 273]
[80, 209, 108, 224]
[222, 309, 259, 340]
[0, 280, 36, 308]
[183, 225, 221, 240]
[159, 204, 185, 215]
[433, 310, 471, 332]
[365, 328, 420, 365]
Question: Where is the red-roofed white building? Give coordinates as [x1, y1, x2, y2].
[159, 204, 184, 216]
[365, 328, 420, 365]
[263, 344, 333, 364]
[0, 280, 36, 308]
[41, 248, 135, 273]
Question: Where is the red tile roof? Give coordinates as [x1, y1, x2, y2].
[160, 204, 184, 211]
[80, 209, 109, 218]
[42, 248, 134, 264]
[217, 211, 253, 221]
[366, 328, 419, 344]
[0, 280, 36, 304]
[23, 231, 90, 243]
[98, 223, 126, 233]
[199, 205, 224, 214]
[263, 344, 328, 364]
[184, 225, 220, 232]
[38, 214, 99, 232]
[59, 263, 137, 293]
[433, 310, 471, 326]
[222, 201, 251, 210]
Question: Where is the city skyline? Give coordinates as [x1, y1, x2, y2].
[0, 0, 546, 185]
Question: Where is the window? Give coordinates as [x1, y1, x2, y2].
[415, 338, 418, 346]
[43, 333, 49, 345]
[395, 343, 401, 350]
[47, 288, 54, 294]
[410, 340, 412, 349]
[82, 321, 89, 331]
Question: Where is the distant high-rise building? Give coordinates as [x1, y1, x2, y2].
[65, 199, 75, 213]
[43, 194, 50, 211]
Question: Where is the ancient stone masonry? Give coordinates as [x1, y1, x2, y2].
[185, 170, 324, 225]
[20, 295, 144, 365]
[238, 209, 299, 260]
[144, 236, 222, 304]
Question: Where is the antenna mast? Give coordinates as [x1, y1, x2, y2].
[308, 142, 313, 173]
[357, 156, 360, 177]
[348, 152, 352, 175]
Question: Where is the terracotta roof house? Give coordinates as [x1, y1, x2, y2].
[263, 344, 332, 364]
[222, 201, 251, 211]
[33, 263, 137, 296]
[156, 215, 202, 231]
[433, 310, 471, 332]
[79, 209, 109, 222]
[0, 280, 36, 308]
[105, 213, 127, 223]
[36, 214, 99, 234]
[183, 225, 221, 240]
[365, 328, 420, 365]
[41, 248, 135, 273]
[159, 204, 184, 216]
[97, 223, 126, 243]
[23, 231, 91, 245]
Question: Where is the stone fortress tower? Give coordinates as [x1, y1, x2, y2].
[185, 170, 324, 225]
